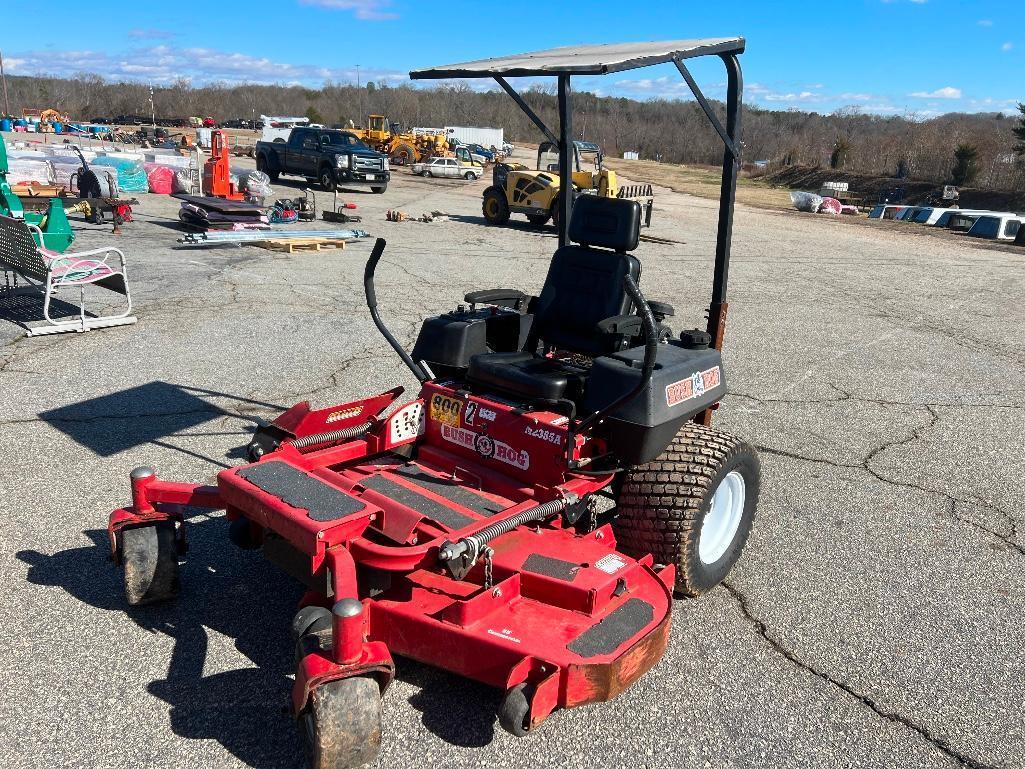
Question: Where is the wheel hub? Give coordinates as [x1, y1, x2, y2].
[698, 471, 745, 564]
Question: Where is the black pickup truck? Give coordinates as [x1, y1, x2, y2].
[255, 127, 390, 193]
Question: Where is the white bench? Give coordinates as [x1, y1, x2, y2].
[0, 214, 136, 336]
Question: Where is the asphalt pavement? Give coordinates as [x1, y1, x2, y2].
[1, 151, 1022, 769]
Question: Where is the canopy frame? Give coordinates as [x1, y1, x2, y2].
[410, 40, 745, 422]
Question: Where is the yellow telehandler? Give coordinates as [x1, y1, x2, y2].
[481, 140, 653, 228]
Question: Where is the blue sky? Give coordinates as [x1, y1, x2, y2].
[2, 0, 1020, 116]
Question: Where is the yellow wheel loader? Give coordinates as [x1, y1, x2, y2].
[353, 115, 450, 166]
[481, 141, 653, 228]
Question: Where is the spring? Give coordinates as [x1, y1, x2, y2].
[287, 422, 372, 450]
[449, 497, 570, 564]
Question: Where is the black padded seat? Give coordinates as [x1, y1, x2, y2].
[466, 196, 643, 406]
[467, 352, 588, 402]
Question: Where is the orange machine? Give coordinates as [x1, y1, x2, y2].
[202, 130, 243, 200]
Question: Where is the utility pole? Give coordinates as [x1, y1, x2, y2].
[149, 84, 156, 128]
[0, 50, 10, 117]
[356, 64, 362, 127]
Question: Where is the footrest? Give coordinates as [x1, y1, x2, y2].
[239, 462, 366, 522]
[218, 459, 378, 554]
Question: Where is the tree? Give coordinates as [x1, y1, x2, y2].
[830, 136, 851, 169]
[1013, 103, 1025, 156]
[305, 105, 323, 124]
[951, 143, 980, 186]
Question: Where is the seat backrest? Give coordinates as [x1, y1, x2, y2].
[530, 196, 642, 356]
[0, 214, 48, 281]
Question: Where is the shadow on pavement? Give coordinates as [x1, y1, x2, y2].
[36, 380, 281, 459]
[17, 522, 303, 769]
[17, 520, 503, 759]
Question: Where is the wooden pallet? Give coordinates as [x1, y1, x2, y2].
[253, 237, 347, 253]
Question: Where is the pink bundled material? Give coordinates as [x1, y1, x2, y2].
[819, 197, 842, 215]
[144, 164, 174, 195]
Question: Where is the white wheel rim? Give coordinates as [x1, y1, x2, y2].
[698, 471, 746, 564]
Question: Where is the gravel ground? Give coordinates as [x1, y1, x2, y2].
[1, 146, 1023, 769]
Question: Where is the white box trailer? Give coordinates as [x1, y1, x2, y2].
[444, 126, 504, 149]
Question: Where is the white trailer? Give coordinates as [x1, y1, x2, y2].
[260, 115, 311, 143]
[444, 126, 504, 149]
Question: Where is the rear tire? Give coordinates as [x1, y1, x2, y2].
[526, 213, 549, 228]
[122, 522, 180, 606]
[299, 677, 382, 769]
[613, 423, 760, 596]
[371, 185, 387, 194]
[482, 188, 510, 225]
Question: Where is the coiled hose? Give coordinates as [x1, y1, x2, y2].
[438, 496, 572, 566]
[286, 422, 372, 450]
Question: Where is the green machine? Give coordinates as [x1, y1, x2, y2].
[0, 135, 75, 253]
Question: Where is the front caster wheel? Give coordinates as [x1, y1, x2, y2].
[299, 676, 382, 769]
[498, 682, 533, 737]
[121, 522, 180, 606]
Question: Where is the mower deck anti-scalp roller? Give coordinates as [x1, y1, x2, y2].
[104, 37, 760, 769]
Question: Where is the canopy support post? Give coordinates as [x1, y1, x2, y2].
[557, 75, 573, 247]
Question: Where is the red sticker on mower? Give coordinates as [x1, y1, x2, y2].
[665, 366, 721, 407]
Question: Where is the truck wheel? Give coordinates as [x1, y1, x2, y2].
[255, 155, 279, 181]
[121, 522, 180, 606]
[371, 185, 387, 194]
[613, 423, 760, 596]
[482, 188, 510, 225]
[299, 676, 382, 769]
[526, 214, 549, 227]
[318, 167, 337, 191]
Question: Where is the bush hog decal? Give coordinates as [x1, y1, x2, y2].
[440, 424, 530, 470]
[430, 393, 462, 427]
[665, 366, 722, 408]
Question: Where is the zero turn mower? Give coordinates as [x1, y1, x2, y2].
[104, 37, 756, 769]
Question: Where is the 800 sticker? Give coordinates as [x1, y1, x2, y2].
[430, 394, 462, 427]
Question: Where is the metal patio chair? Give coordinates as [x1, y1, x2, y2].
[0, 213, 136, 336]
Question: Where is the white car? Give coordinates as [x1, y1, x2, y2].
[412, 156, 482, 180]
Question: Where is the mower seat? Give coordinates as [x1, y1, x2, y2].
[467, 196, 642, 404]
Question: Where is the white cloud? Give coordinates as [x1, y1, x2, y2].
[909, 86, 962, 99]
[299, 0, 398, 20]
[3, 44, 406, 87]
[1002, 42, 1013, 51]
[978, 19, 993, 26]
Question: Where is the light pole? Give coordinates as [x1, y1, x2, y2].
[356, 64, 362, 127]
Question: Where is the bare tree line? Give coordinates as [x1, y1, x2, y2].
[5, 73, 1023, 190]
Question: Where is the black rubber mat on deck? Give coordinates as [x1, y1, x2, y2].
[360, 473, 474, 530]
[567, 598, 654, 658]
[522, 553, 579, 582]
[237, 461, 366, 522]
[392, 465, 504, 517]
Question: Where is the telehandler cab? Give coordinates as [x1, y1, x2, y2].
[104, 37, 757, 769]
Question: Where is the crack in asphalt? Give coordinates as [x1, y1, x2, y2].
[752, 403, 1024, 556]
[722, 582, 997, 769]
